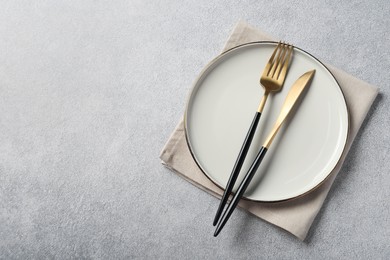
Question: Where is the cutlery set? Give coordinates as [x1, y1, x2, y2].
[213, 42, 316, 236]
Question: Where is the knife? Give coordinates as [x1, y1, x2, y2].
[214, 69, 316, 237]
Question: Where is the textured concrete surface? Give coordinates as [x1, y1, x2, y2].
[0, 0, 389, 259]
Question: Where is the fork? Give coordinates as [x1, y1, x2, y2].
[212, 42, 293, 226]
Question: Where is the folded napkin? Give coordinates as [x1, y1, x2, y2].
[159, 21, 378, 240]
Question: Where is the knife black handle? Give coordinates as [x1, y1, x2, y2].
[213, 112, 261, 226]
[214, 146, 268, 237]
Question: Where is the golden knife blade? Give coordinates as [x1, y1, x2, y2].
[263, 69, 316, 148]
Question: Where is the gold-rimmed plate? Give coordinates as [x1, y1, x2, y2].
[184, 41, 349, 202]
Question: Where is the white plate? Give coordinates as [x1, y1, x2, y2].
[184, 42, 349, 202]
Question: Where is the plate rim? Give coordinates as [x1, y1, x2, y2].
[183, 41, 350, 202]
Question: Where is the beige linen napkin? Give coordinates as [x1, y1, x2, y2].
[159, 21, 378, 240]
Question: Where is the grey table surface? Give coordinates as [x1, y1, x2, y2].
[0, 0, 389, 259]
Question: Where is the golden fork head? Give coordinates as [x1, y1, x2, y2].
[256, 42, 293, 113]
[260, 42, 293, 93]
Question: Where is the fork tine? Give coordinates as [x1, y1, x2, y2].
[268, 42, 285, 77]
[274, 43, 288, 79]
[277, 44, 293, 81]
[262, 42, 281, 77]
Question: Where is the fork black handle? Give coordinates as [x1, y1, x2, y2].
[213, 111, 261, 226]
[214, 146, 268, 236]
